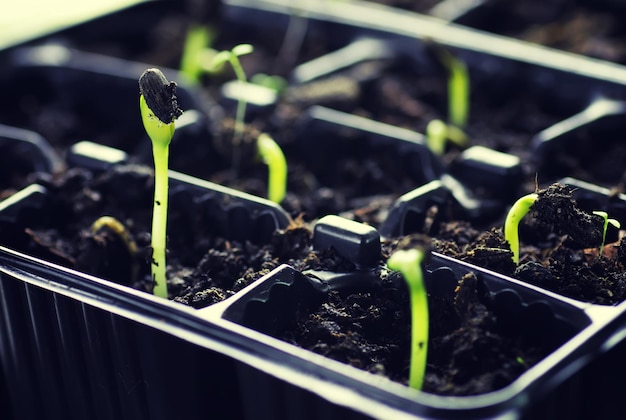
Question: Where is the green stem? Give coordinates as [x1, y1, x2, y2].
[139, 69, 180, 299]
[258, 133, 287, 203]
[151, 142, 169, 298]
[387, 249, 428, 390]
[426, 119, 447, 156]
[230, 56, 248, 145]
[448, 57, 469, 128]
[180, 24, 211, 85]
[503, 193, 538, 265]
[207, 45, 253, 175]
[592, 211, 621, 256]
[231, 56, 248, 176]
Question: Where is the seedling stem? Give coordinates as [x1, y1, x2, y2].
[387, 248, 428, 391]
[592, 211, 621, 255]
[208, 44, 254, 172]
[425, 119, 468, 155]
[436, 48, 469, 128]
[503, 193, 538, 265]
[139, 68, 182, 298]
[180, 24, 215, 85]
[257, 133, 287, 204]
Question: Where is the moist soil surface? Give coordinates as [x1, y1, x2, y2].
[0, 165, 319, 307]
[0, 164, 552, 396]
[274, 251, 550, 396]
[432, 183, 626, 305]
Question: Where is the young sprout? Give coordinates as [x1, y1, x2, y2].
[592, 211, 621, 255]
[91, 215, 139, 281]
[503, 193, 538, 265]
[387, 248, 428, 391]
[180, 24, 216, 85]
[425, 119, 468, 156]
[257, 133, 287, 204]
[250, 73, 288, 94]
[438, 49, 470, 128]
[91, 216, 138, 256]
[139, 68, 183, 298]
[208, 44, 254, 154]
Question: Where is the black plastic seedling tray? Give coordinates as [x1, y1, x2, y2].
[0, 141, 620, 419]
[223, 0, 626, 104]
[1, 213, 626, 419]
[213, 251, 619, 419]
[3, 0, 626, 419]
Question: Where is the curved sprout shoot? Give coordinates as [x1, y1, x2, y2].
[257, 133, 287, 204]
[387, 248, 428, 391]
[503, 193, 538, 265]
[91, 215, 139, 281]
[593, 210, 621, 255]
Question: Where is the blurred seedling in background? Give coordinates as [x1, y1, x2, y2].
[250, 73, 288, 94]
[206, 43, 254, 173]
[438, 47, 470, 129]
[180, 24, 218, 85]
[425, 118, 468, 156]
[257, 133, 287, 204]
[422, 43, 470, 155]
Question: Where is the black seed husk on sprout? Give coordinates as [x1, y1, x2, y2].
[139, 68, 183, 124]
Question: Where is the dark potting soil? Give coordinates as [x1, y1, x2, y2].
[274, 240, 549, 396]
[0, 0, 622, 409]
[0, 165, 311, 306]
[0, 164, 550, 396]
[0, 163, 387, 309]
[432, 183, 626, 305]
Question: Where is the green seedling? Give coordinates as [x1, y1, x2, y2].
[257, 133, 287, 204]
[180, 24, 216, 85]
[503, 193, 538, 265]
[208, 44, 254, 151]
[437, 48, 470, 128]
[139, 68, 183, 298]
[425, 119, 468, 156]
[91, 215, 139, 281]
[91, 216, 138, 256]
[592, 211, 621, 255]
[250, 73, 288, 94]
[387, 248, 428, 391]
